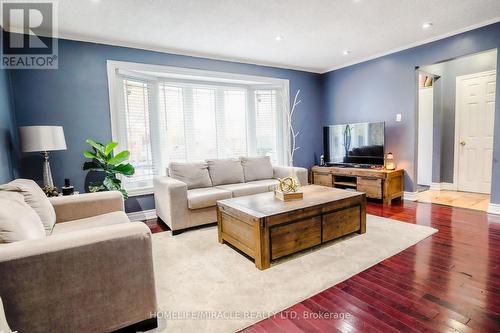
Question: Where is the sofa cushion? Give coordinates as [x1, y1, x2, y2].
[216, 179, 278, 197]
[0, 179, 56, 234]
[187, 188, 232, 209]
[240, 156, 273, 182]
[0, 191, 46, 243]
[169, 162, 212, 189]
[206, 158, 244, 186]
[51, 211, 130, 234]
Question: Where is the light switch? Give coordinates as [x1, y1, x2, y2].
[396, 114, 402, 122]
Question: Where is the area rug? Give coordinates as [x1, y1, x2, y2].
[148, 214, 437, 332]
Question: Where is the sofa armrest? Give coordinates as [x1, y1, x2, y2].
[49, 191, 124, 223]
[273, 166, 309, 186]
[153, 176, 189, 230]
[0, 222, 157, 333]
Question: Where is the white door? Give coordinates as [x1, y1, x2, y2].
[418, 87, 433, 186]
[456, 71, 496, 194]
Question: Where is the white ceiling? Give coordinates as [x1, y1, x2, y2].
[16, 0, 500, 73]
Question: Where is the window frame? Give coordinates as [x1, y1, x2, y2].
[107, 60, 291, 197]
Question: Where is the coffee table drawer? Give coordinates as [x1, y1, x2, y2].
[270, 216, 321, 259]
[322, 206, 361, 242]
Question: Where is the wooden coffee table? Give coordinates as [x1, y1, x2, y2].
[217, 185, 366, 270]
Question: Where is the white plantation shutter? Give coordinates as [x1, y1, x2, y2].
[110, 65, 289, 194]
[255, 89, 281, 164]
[117, 79, 155, 190]
[158, 85, 186, 163]
[220, 89, 247, 157]
[157, 83, 248, 162]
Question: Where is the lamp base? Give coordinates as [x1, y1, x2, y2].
[42, 151, 54, 188]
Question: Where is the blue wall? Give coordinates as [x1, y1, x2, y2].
[0, 70, 16, 184]
[10, 38, 323, 212]
[323, 22, 500, 203]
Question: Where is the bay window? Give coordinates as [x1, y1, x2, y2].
[107, 61, 290, 195]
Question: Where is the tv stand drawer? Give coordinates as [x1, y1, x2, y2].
[357, 177, 382, 199]
[313, 173, 333, 187]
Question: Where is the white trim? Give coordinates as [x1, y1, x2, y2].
[488, 203, 500, 216]
[403, 191, 418, 201]
[323, 17, 500, 73]
[454, 70, 496, 193]
[416, 83, 434, 188]
[107, 60, 290, 86]
[128, 187, 154, 197]
[429, 182, 454, 191]
[127, 209, 157, 222]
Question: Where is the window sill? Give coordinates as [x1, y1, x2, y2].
[127, 187, 154, 197]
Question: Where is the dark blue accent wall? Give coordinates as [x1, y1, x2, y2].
[323, 22, 500, 203]
[0, 70, 16, 183]
[9, 38, 323, 212]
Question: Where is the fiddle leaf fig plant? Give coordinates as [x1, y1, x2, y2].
[82, 139, 135, 199]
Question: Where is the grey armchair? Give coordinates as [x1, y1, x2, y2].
[0, 190, 158, 332]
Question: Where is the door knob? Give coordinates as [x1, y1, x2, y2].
[460, 141, 466, 146]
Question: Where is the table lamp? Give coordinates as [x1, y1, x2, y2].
[385, 152, 396, 170]
[19, 126, 67, 188]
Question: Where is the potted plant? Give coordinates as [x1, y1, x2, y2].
[82, 139, 135, 199]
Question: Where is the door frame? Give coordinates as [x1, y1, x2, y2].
[453, 69, 496, 192]
[417, 86, 434, 187]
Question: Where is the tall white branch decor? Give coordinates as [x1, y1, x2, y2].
[287, 89, 302, 166]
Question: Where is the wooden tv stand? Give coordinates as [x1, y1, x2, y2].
[311, 166, 404, 205]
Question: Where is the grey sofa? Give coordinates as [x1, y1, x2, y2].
[154, 156, 308, 234]
[0, 179, 157, 333]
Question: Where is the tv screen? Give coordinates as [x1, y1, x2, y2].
[324, 122, 385, 166]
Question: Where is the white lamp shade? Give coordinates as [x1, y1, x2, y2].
[19, 126, 67, 152]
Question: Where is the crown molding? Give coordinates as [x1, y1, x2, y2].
[321, 17, 500, 73]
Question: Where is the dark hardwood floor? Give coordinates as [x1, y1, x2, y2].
[145, 200, 500, 333]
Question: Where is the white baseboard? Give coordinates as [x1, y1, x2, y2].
[488, 203, 500, 216]
[127, 209, 157, 222]
[429, 182, 454, 191]
[403, 191, 418, 201]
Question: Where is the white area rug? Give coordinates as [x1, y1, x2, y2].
[149, 214, 437, 333]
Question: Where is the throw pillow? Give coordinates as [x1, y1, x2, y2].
[169, 162, 213, 189]
[206, 158, 245, 186]
[240, 156, 273, 182]
[0, 179, 56, 234]
[0, 191, 46, 243]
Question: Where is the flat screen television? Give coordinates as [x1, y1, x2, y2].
[323, 122, 385, 167]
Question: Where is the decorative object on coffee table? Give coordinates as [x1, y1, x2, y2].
[82, 139, 135, 199]
[19, 126, 67, 188]
[218, 185, 366, 269]
[274, 176, 303, 201]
